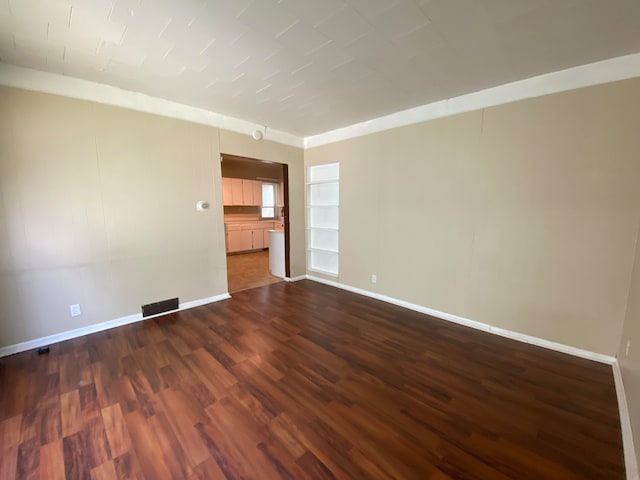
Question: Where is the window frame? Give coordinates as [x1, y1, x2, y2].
[260, 182, 277, 219]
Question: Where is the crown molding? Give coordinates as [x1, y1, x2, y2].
[304, 53, 640, 148]
[0, 63, 304, 149]
[3, 53, 640, 152]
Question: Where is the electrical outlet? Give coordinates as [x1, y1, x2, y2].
[70, 304, 82, 317]
[371, 274, 377, 284]
[626, 340, 631, 357]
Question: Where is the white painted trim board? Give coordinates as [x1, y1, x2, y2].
[304, 53, 640, 148]
[2, 53, 640, 150]
[304, 275, 640, 478]
[305, 274, 638, 478]
[0, 272, 636, 478]
[0, 293, 231, 358]
[0, 63, 303, 148]
[306, 275, 614, 364]
[284, 275, 307, 282]
[613, 361, 640, 480]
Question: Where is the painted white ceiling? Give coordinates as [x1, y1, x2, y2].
[0, 0, 639, 137]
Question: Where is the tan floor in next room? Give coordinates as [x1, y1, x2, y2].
[226, 250, 283, 293]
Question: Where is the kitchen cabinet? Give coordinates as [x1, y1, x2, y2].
[253, 181, 262, 206]
[226, 223, 273, 252]
[222, 178, 262, 206]
[242, 180, 254, 205]
[252, 229, 264, 249]
[222, 178, 233, 205]
[230, 178, 244, 205]
[227, 229, 252, 252]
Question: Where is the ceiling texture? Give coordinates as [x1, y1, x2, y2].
[0, 0, 639, 137]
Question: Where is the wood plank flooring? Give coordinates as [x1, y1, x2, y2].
[0, 280, 625, 479]
[226, 250, 282, 293]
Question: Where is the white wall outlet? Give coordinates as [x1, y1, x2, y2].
[625, 339, 631, 357]
[371, 274, 377, 284]
[70, 304, 82, 317]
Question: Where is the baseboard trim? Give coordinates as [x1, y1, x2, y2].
[179, 293, 231, 310]
[305, 275, 636, 477]
[284, 275, 307, 282]
[0, 292, 231, 358]
[305, 275, 615, 364]
[613, 360, 640, 480]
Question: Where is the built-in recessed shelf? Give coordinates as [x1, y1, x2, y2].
[305, 179, 340, 185]
[306, 247, 339, 254]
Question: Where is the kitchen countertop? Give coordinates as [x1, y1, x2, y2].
[225, 221, 283, 231]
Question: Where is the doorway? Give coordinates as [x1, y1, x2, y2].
[221, 154, 290, 293]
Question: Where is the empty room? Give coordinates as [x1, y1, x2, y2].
[1, 1, 640, 479]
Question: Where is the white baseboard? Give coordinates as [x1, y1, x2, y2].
[284, 275, 307, 282]
[305, 275, 638, 477]
[0, 292, 231, 358]
[306, 275, 615, 364]
[613, 361, 640, 480]
[178, 293, 231, 310]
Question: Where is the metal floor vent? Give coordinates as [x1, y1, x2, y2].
[142, 297, 179, 317]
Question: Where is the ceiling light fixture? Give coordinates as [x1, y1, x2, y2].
[252, 127, 266, 141]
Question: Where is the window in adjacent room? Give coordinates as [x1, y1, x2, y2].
[261, 182, 276, 218]
[307, 163, 339, 276]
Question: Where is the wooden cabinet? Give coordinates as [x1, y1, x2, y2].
[252, 229, 264, 249]
[253, 181, 262, 206]
[222, 178, 233, 205]
[227, 229, 252, 252]
[226, 223, 274, 252]
[230, 178, 244, 205]
[222, 178, 263, 206]
[242, 180, 253, 205]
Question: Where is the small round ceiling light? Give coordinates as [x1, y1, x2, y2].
[252, 129, 264, 141]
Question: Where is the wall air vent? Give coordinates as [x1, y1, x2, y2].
[141, 297, 179, 317]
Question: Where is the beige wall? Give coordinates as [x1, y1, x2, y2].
[305, 78, 640, 355]
[619, 222, 640, 467]
[0, 86, 303, 348]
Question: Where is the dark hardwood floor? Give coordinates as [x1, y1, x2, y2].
[0, 280, 625, 479]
